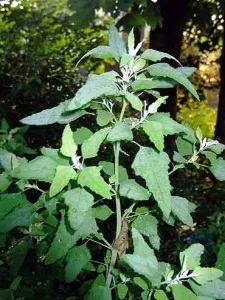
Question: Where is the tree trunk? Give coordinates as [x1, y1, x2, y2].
[149, 0, 190, 119]
[215, 8, 225, 142]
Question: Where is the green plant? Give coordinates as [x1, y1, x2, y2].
[1, 26, 225, 299]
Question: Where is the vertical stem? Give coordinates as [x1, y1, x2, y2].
[106, 100, 127, 288]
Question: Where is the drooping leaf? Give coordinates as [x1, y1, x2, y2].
[148, 63, 199, 99]
[109, 25, 127, 61]
[20, 100, 86, 125]
[49, 165, 77, 197]
[142, 49, 180, 64]
[192, 267, 223, 285]
[180, 243, 204, 270]
[66, 74, 118, 111]
[132, 147, 171, 218]
[142, 121, 164, 151]
[78, 45, 117, 63]
[123, 91, 143, 111]
[65, 245, 91, 283]
[73, 127, 93, 145]
[78, 167, 111, 199]
[190, 279, 225, 299]
[107, 122, 133, 142]
[132, 215, 160, 250]
[60, 124, 77, 157]
[12, 156, 58, 182]
[172, 284, 197, 300]
[119, 179, 150, 201]
[82, 127, 111, 159]
[96, 110, 114, 127]
[171, 196, 193, 227]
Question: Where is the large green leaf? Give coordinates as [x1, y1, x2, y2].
[20, 100, 86, 125]
[0, 148, 13, 171]
[66, 74, 118, 111]
[60, 124, 77, 157]
[171, 196, 193, 227]
[49, 165, 77, 197]
[123, 91, 143, 111]
[96, 110, 114, 127]
[92, 205, 113, 221]
[12, 156, 58, 182]
[122, 228, 158, 284]
[209, 158, 225, 181]
[78, 167, 111, 199]
[180, 243, 204, 270]
[65, 245, 91, 283]
[142, 121, 164, 151]
[192, 267, 223, 285]
[172, 284, 197, 300]
[190, 279, 225, 299]
[119, 179, 150, 201]
[73, 127, 93, 145]
[131, 79, 174, 91]
[0, 193, 27, 219]
[132, 215, 160, 250]
[107, 122, 133, 142]
[109, 25, 127, 61]
[82, 127, 111, 159]
[148, 63, 199, 99]
[78, 45, 117, 62]
[141, 49, 180, 64]
[132, 147, 171, 218]
[41, 148, 70, 166]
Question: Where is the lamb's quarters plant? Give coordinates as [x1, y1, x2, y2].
[1, 26, 225, 299]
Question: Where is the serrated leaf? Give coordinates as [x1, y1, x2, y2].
[172, 284, 197, 300]
[132, 215, 160, 250]
[190, 279, 225, 299]
[180, 243, 204, 270]
[73, 127, 93, 145]
[65, 245, 91, 283]
[142, 121, 164, 151]
[107, 122, 133, 142]
[60, 125, 77, 157]
[92, 205, 113, 221]
[148, 63, 199, 99]
[49, 166, 77, 197]
[12, 156, 58, 182]
[132, 147, 171, 218]
[122, 228, 158, 283]
[82, 127, 111, 159]
[142, 49, 180, 64]
[192, 267, 223, 285]
[99, 161, 128, 183]
[123, 91, 143, 111]
[96, 110, 114, 127]
[154, 290, 169, 300]
[109, 25, 127, 61]
[119, 179, 150, 201]
[66, 75, 118, 111]
[117, 283, 128, 299]
[20, 100, 86, 125]
[78, 167, 111, 199]
[171, 196, 193, 227]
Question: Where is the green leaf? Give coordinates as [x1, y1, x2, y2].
[209, 158, 225, 181]
[0, 193, 27, 219]
[64, 188, 97, 231]
[119, 179, 150, 201]
[180, 243, 204, 270]
[123, 91, 143, 111]
[60, 124, 77, 157]
[82, 127, 111, 159]
[122, 228, 158, 284]
[92, 205, 113, 221]
[9, 237, 31, 277]
[99, 161, 128, 182]
[142, 121, 164, 151]
[133, 59, 146, 72]
[147, 96, 168, 114]
[216, 243, 225, 280]
[78, 167, 111, 199]
[65, 245, 91, 283]
[172, 284, 197, 300]
[49, 165, 77, 197]
[131, 79, 174, 91]
[148, 63, 199, 99]
[171, 196, 193, 227]
[109, 25, 127, 61]
[12, 156, 58, 182]
[0, 148, 13, 171]
[0, 172, 11, 192]
[41, 148, 70, 166]
[20, 100, 86, 125]
[66, 74, 118, 111]
[86, 285, 112, 300]
[133, 277, 149, 290]
[117, 283, 128, 300]
[192, 267, 223, 285]
[190, 279, 225, 299]
[154, 290, 169, 300]
[128, 28, 135, 55]
[78, 45, 117, 62]
[142, 49, 180, 64]
[107, 122, 133, 142]
[177, 67, 196, 77]
[73, 127, 93, 145]
[96, 110, 114, 127]
[132, 215, 160, 250]
[132, 147, 171, 218]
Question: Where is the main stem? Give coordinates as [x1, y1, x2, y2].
[106, 100, 127, 288]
